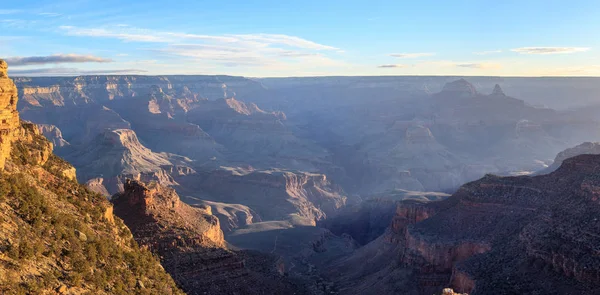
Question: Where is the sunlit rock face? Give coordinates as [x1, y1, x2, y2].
[0, 60, 21, 170]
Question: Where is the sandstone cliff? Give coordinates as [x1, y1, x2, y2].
[0, 60, 21, 170]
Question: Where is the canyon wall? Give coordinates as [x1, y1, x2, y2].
[0, 60, 21, 170]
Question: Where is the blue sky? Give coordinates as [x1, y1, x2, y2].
[1, 0, 600, 76]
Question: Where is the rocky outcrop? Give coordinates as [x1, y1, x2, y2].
[490, 84, 505, 96]
[193, 199, 262, 233]
[440, 79, 478, 97]
[539, 141, 600, 174]
[0, 62, 183, 294]
[38, 124, 70, 148]
[0, 60, 21, 170]
[15, 75, 266, 106]
[112, 180, 311, 295]
[66, 128, 191, 195]
[180, 168, 347, 222]
[112, 179, 225, 248]
[338, 154, 600, 294]
[186, 97, 327, 170]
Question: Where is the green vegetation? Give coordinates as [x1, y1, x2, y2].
[0, 128, 183, 294]
[43, 154, 75, 180]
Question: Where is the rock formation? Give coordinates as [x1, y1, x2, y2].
[490, 84, 505, 96]
[439, 79, 478, 97]
[112, 179, 225, 248]
[38, 124, 70, 148]
[539, 141, 600, 174]
[112, 179, 312, 295]
[21, 75, 600, 197]
[179, 167, 347, 222]
[332, 154, 600, 294]
[66, 128, 194, 195]
[0, 60, 183, 294]
[0, 60, 21, 170]
[188, 199, 262, 233]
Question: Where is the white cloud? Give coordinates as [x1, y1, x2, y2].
[38, 12, 62, 17]
[455, 62, 502, 69]
[377, 64, 407, 68]
[231, 34, 339, 51]
[0, 10, 20, 15]
[59, 25, 346, 70]
[537, 65, 600, 76]
[59, 26, 165, 42]
[390, 52, 435, 58]
[419, 60, 502, 70]
[9, 67, 147, 76]
[4, 54, 113, 66]
[59, 26, 339, 51]
[511, 47, 590, 54]
[473, 50, 502, 55]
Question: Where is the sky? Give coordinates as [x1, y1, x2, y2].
[1, 0, 600, 77]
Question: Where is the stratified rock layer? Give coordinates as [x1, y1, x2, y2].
[333, 154, 600, 294]
[0, 60, 21, 170]
[112, 180, 311, 295]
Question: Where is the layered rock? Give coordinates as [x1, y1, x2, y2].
[15, 75, 266, 107]
[0, 63, 183, 294]
[539, 141, 600, 174]
[66, 128, 191, 195]
[186, 97, 327, 170]
[112, 180, 225, 249]
[179, 167, 347, 222]
[335, 154, 600, 294]
[0, 60, 21, 170]
[190, 199, 262, 233]
[38, 124, 70, 147]
[112, 180, 311, 295]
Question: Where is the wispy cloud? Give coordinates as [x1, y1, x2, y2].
[473, 50, 502, 55]
[59, 26, 339, 51]
[420, 60, 502, 70]
[455, 62, 502, 69]
[511, 47, 590, 54]
[537, 65, 600, 76]
[59, 25, 346, 69]
[4, 54, 113, 66]
[38, 12, 62, 17]
[9, 67, 147, 76]
[377, 64, 407, 68]
[390, 52, 435, 58]
[0, 10, 20, 15]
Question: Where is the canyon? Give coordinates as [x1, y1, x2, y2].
[4, 60, 600, 294]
